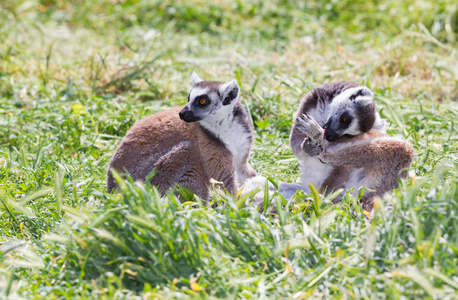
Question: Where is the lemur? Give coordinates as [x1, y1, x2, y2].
[289, 82, 414, 211]
[107, 72, 257, 200]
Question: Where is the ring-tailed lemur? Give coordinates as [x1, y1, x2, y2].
[289, 82, 414, 211]
[107, 72, 257, 200]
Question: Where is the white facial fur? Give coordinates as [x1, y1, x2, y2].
[187, 87, 226, 124]
[328, 86, 373, 116]
[187, 78, 240, 126]
[188, 86, 221, 111]
[327, 86, 375, 136]
[343, 118, 361, 135]
[188, 74, 251, 182]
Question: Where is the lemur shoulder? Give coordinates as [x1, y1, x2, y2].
[107, 72, 257, 200]
[290, 82, 414, 211]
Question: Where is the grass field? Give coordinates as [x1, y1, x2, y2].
[0, 0, 457, 298]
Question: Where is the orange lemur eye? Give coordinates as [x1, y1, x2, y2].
[199, 99, 206, 105]
[339, 114, 351, 125]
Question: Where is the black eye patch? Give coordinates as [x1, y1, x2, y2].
[193, 95, 211, 107]
[339, 112, 352, 128]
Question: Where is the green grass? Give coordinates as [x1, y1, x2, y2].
[0, 0, 457, 298]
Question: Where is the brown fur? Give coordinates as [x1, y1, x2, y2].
[319, 130, 414, 210]
[290, 82, 414, 211]
[107, 106, 256, 200]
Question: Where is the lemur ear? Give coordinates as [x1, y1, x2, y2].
[191, 71, 204, 85]
[221, 80, 240, 106]
[351, 87, 374, 106]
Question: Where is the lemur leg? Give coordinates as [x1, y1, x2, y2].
[107, 172, 118, 193]
[360, 193, 378, 212]
[202, 145, 238, 195]
[319, 138, 414, 170]
[319, 138, 414, 209]
[236, 154, 258, 187]
[175, 170, 209, 201]
[319, 166, 352, 203]
[295, 113, 325, 156]
[150, 141, 209, 200]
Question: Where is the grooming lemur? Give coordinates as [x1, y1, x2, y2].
[290, 82, 414, 211]
[107, 72, 257, 200]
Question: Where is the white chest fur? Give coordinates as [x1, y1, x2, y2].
[200, 116, 251, 167]
[218, 121, 251, 166]
[300, 156, 333, 193]
[299, 103, 333, 191]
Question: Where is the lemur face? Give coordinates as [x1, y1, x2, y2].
[324, 86, 376, 142]
[179, 72, 240, 123]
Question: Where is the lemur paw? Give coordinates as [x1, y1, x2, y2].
[317, 151, 330, 163]
[301, 138, 323, 156]
[296, 113, 325, 155]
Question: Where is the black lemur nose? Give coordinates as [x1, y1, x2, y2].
[325, 131, 337, 142]
[179, 107, 197, 122]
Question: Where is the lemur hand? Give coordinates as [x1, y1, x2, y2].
[296, 113, 325, 156]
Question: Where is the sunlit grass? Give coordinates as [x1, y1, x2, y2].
[0, 0, 457, 298]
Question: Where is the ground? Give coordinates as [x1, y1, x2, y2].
[0, 0, 457, 299]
